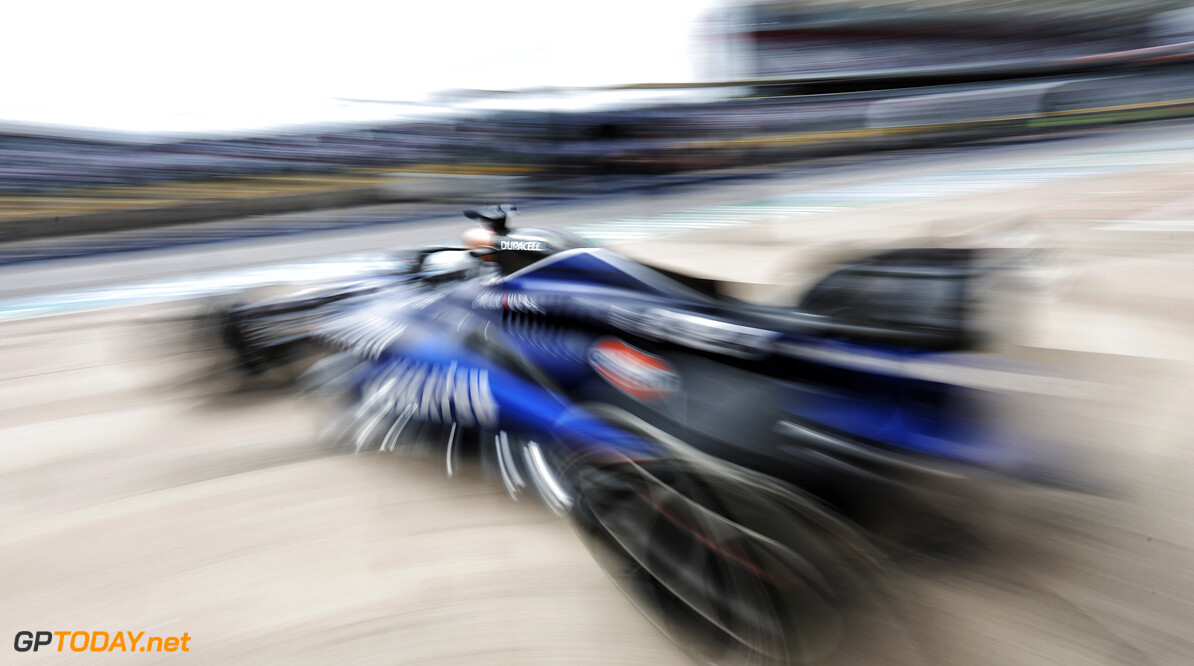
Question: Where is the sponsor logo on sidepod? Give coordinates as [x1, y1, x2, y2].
[588, 338, 680, 401]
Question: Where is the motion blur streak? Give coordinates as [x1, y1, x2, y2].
[5, 1, 1194, 663]
[2, 125, 1193, 662]
[0, 307, 686, 663]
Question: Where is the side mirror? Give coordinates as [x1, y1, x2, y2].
[419, 249, 479, 281]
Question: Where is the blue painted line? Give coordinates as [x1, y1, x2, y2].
[0, 255, 397, 323]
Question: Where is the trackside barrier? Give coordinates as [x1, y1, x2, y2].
[0, 175, 524, 243]
[674, 69, 1194, 162]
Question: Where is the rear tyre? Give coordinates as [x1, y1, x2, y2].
[566, 412, 917, 665]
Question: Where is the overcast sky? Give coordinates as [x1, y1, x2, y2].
[1, 0, 721, 133]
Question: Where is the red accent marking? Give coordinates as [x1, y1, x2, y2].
[590, 338, 679, 401]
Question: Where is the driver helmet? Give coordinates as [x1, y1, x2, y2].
[462, 227, 495, 250]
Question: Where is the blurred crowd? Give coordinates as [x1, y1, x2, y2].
[735, 0, 1186, 76]
[0, 123, 468, 194]
[4, 0, 1194, 198]
[752, 34, 1140, 76]
[0, 94, 877, 197]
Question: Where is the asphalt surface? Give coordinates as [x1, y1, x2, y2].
[3, 123, 1194, 663]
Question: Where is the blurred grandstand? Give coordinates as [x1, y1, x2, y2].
[5, 0, 1194, 233]
[0, 119, 468, 195]
[717, 0, 1194, 77]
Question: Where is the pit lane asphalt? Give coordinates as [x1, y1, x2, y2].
[3, 122, 1194, 663]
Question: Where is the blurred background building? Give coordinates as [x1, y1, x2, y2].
[712, 0, 1194, 77]
[6, 0, 1194, 232]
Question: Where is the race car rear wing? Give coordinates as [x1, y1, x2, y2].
[795, 247, 991, 351]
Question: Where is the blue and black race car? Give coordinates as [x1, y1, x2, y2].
[208, 205, 1058, 664]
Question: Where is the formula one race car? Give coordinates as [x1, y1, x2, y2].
[204, 205, 1056, 664]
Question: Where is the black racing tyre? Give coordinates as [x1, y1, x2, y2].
[565, 409, 919, 665]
